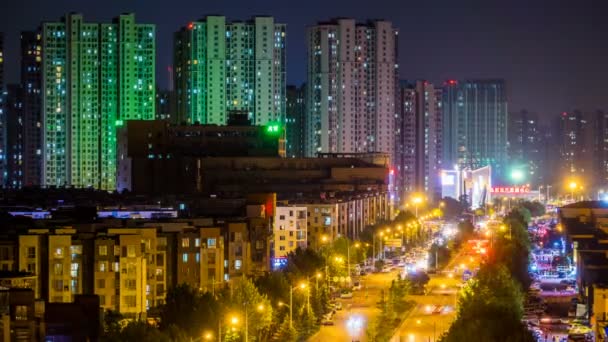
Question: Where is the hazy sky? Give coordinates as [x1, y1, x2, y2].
[1, 0, 607, 120]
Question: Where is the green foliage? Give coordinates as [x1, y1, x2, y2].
[227, 277, 273, 342]
[441, 264, 534, 342]
[367, 274, 415, 341]
[284, 247, 325, 278]
[276, 319, 298, 342]
[105, 321, 172, 342]
[254, 271, 290, 305]
[159, 284, 219, 339]
[519, 200, 546, 217]
[441, 197, 466, 218]
[101, 310, 124, 339]
[296, 305, 318, 339]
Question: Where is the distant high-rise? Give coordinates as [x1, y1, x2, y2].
[592, 111, 608, 187]
[173, 16, 286, 126]
[0, 32, 4, 91]
[442, 80, 508, 177]
[155, 89, 176, 121]
[21, 31, 43, 187]
[509, 110, 541, 186]
[0, 32, 5, 185]
[5, 84, 24, 188]
[286, 84, 305, 158]
[395, 81, 442, 201]
[306, 19, 397, 158]
[555, 111, 590, 183]
[42, 13, 155, 190]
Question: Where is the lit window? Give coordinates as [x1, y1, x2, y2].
[182, 253, 188, 263]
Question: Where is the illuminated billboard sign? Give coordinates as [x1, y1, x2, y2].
[491, 186, 530, 194]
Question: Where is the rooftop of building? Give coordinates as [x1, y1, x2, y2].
[562, 200, 608, 209]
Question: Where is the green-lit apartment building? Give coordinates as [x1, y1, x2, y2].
[42, 13, 155, 190]
[173, 16, 286, 126]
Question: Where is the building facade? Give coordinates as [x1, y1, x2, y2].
[592, 111, 608, 188]
[556, 110, 589, 180]
[173, 16, 286, 126]
[272, 206, 307, 268]
[42, 13, 155, 190]
[0, 32, 5, 186]
[306, 19, 397, 160]
[508, 110, 541, 186]
[395, 81, 442, 202]
[5, 84, 24, 188]
[442, 80, 508, 178]
[20, 31, 43, 187]
[286, 84, 306, 158]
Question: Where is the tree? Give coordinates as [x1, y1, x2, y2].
[284, 247, 324, 278]
[110, 321, 172, 342]
[159, 284, 219, 339]
[101, 310, 124, 339]
[227, 278, 273, 342]
[296, 305, 317, 338]
[276, 319, 297, 342]
[441, 197, 466, 218]
[440, 264, 534, 342]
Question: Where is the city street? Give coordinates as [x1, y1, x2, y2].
[391, 250, 481, 342]
[308, 270, 399, 342]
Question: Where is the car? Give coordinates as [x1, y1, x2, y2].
[321, 317, 334, 325]
[352, 282, 362, 291]
[560, 279, 576, 286]
[381, 266, 392, 273]
[432, 306, 443, 315]
[359, 270, 367, 276]
[340, 289, 353, 299]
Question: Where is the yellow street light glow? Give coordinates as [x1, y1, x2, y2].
[257, 304, 265, 311]
[321, 235, 329, 242]
[278, 301, 285, 306]
[316, 272, 322, 278]
[354, 242, 361, 248]
[416, 319, 422, 325]
[412, 196, 423, 204]
[299, 282, 307, 289]
[204, 331, 213, 340]
[500, 224, 507, 232]
[231, 316, 239, 325]
[569, 181, 578, 190]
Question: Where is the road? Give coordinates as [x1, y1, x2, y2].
[308, 270, 398, 342]
[391, 251, 481, 342]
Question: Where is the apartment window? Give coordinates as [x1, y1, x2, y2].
[99, 245, 107, 256]
[53, 280, 63, 291]
[54, 248, 63, 258]
[279, 236, 285, 241]
[124, 295, 137, 308]
[97, 279, 105, 289]
[124, 279, 136, 290]
[27, 247, 36, 259]
[15, 305, 28, 320]
[235, 259, 242, 270]
[195, 238, 200, 247]
[27, 263, 35, 273]
[99, 295, 106, 306]
[207, 238, 216, 248]
[99, 261, 108, 272]
[195, 253, 200, 263]
[54, 263, 63, 276]
[181, 238, 190, 248]
[127, 245, 136, 258]
[182, 253, 188, 263]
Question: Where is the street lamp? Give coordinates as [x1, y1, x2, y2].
[412, 196, 423, 217]
[289, 282, 307, 328]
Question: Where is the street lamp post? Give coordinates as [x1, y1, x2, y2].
[289, 283, 307, 328]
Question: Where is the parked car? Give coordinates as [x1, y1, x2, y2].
[334, 301, 343, 310]
[352, 282, 362, 291]
[340, 290, 354, 299]
[321, 315, 334, 326]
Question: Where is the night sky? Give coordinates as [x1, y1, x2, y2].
[1, 0, 607, 121]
